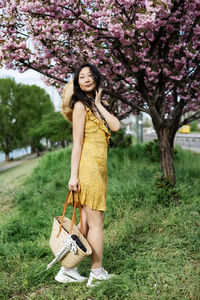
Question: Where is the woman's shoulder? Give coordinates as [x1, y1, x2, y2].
[74, 101, 87, 112]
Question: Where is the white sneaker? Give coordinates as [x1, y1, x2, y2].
[55, 267, 87, 283]
[86, 268, 114, 287]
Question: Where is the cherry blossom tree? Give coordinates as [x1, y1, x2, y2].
[0, 0, 200, 185]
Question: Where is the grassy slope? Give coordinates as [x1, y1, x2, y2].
[0, 158, 41, 222]
[0, 146, 200, 300]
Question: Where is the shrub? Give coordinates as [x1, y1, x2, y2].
[152, 174, 180, 206]
[145, 139, 160, 162]
[109, 128, 132, 148]
[190, 121, 200, 132]
[37, 143, 46, 152]
[145, 139, 178, 162]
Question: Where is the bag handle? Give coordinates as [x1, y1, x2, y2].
[56, 191, 83, 238]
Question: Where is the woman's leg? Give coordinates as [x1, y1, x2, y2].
[83, 206, 104, 269]
[77, 206, 89, 238]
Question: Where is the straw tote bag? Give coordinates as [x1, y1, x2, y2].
[47, 191, 92, 269]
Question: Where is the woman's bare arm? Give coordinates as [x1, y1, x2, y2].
[95, 89, 120, 132]
[96, 103, 120, 132]
[68, 101, 86, 192]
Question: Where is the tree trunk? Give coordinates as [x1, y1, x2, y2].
[158, 127, 176, 185]
[61, 140, 65, 148]
[5, 153, 10, 161]
[31, 144, 36, 153]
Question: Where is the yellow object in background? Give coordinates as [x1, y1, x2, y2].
[178, 125, 190, 133]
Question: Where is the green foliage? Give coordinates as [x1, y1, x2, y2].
[35, 142, 46, 152]
[0, 146, 200, 299]
[145, 139, 178, 162]
[29, 112, 72, 147]
[0, 78, 54, 159]
[190, 120, 200, 132]
[0, 78, 24, 156]
[145, 139, 160, 162]
[110, 128, 132, 148]
[152, 174, 179, 206]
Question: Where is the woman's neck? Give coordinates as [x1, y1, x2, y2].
[86, 92, 93, 98]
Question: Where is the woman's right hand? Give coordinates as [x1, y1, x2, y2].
[68, 176, 81, 193]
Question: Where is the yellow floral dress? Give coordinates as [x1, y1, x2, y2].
[68, 106, 111, 211]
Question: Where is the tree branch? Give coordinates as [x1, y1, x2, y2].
[115, 0, 131, 22]
[19, 59, 67, 83]
[136, 71, 163, 125]
[112, 43, 133, 75]
[104, 89, 150, 114]
[59, 5, 107, 31]
[179, 112, 200, 128]
[118, 109, 133, 121]
[186, 16, 199, 43]
[169, 99, 185, 128]
[149, 0, 184, 56]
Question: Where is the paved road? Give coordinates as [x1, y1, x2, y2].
[144, 132, 200, 137]
[177, 146, 200, 153]
[0, 154, 38, 172]
[175, 132, 200, 138]
[144, 132, 200, 153]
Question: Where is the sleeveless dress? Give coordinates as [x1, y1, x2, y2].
[68, 106, 111, 211]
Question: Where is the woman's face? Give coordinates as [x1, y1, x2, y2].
[78, 67, 96, 95]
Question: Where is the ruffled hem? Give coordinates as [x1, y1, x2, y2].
[85, 107, 111, 144]
[67, 188, 106, 211]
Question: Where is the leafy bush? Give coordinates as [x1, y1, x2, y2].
[152, 174, 180, 206]
[36, 142, 46, 152]
[145, 139, 178, 162]
[190, 121, 200, 132]
[109, 128, 132, 148]
[145, 139, 160, 162]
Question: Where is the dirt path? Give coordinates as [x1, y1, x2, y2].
[0, 156, 40, 218]
[0, 153, 38, 173]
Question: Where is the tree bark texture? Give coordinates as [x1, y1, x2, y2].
[31, 144, 36, 154]
[61, 140, 65, 148]
[5, 153, 10, 161]
[157, 127, 176, 185]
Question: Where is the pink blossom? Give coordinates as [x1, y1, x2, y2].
[0, 0, 199, 121]
[146, 31, 154, 41]
[166, 24, 175, 33]
[170, 75, 183, 81]
[163, 68, 171, 76]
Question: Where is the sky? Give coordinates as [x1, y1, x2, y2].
[0, 68, 61, 111]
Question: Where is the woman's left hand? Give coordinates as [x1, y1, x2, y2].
[95, 87, 103, 106]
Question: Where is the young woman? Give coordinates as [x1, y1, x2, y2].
[55, 63, 120, 287]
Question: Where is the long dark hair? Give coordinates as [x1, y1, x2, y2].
[69, 63, 111, 115]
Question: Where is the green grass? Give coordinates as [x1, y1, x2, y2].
[0, 157, 41, 223]
[0, 145, 200, 299]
